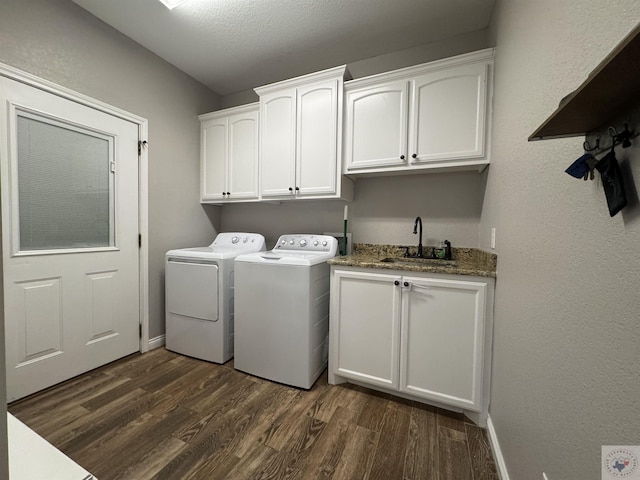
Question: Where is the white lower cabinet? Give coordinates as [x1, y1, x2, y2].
[399, 275, 485, 411]
[331, 270, 402, 390]
[329, 267, 494, 424]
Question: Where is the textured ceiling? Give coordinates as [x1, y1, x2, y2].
[72, 0, 495, 95]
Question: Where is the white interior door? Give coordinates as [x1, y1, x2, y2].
[0, 77, 140, 402]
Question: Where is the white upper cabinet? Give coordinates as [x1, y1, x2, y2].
[344, 80, 409, 170]
[296, 80, 339, 196]
[344, 48, 494, 176]
[200, 103, 259, 203]
[259, 89, 296, 197]
[256, 66, 353, 201]
[410, 62, 488, 163]
[200, 116, 227, 201]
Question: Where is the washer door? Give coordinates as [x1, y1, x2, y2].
[166, 259, 219, 321]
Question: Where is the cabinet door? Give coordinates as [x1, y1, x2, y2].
[200, 117, 227, 201]
[343, 80, 409, 171]
[399, 276, 486, 411]
[260, 89, 296, 197]
[296, 79, 338, 196]
[409, 62, 488, 164]
[228, 110, 259, 200]
[332, 270, 401, 389]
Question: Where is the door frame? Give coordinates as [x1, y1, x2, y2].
[0, 62, 150, 353]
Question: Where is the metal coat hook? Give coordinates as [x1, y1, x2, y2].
[617, 123, 632, 148]
[583, 138, 600, 152]
[608, 123, 633, 149]
[583, 124, 633, 157]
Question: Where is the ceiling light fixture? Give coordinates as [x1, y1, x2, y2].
[156, 0, 190, 10]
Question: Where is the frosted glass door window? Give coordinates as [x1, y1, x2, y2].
[16, 113, 115, 251]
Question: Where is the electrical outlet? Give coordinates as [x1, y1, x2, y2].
[543, 473, 549, 480]
[490, 227, 496, 249]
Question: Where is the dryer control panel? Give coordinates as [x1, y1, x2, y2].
[211, 232, 266, 251]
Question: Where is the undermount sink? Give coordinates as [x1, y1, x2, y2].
[379, 257, 457, 267]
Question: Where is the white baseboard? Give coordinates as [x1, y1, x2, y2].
[487, 415, 510, 480]
[148, 335, 165, 350]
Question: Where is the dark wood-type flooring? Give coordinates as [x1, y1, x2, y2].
[9, 348, 498, 480]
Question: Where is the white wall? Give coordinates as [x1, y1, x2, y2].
[484, 1, 640, 479]
[0, 0, 222, 339]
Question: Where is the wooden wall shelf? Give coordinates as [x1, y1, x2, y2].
[529, 22, 640, 141]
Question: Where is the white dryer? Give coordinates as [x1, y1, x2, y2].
[165, 232, 266, 363]
[234, 234, 338, 389]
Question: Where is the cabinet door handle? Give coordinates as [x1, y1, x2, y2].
[403, 281, 409, 287]
[400, 155, 405, 160]
[394, 280, 400, 286]
[226, 192, 231, 196]
[295, 186, 300, 191]
[222, 192, 227, 196]
[412, 154, 417, 159]
[288, 187, 293, 192]
[410, 284, 431, 295]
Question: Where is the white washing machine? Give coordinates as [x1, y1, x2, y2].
[234, 234, 338, 389]
[165, 232, 266, 363]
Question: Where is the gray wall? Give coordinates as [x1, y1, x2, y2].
[221, 29, 490, 108]
[222, 171, 486, 249]
[483, 1, 640, 479]
[0, 0, 222, 339]
[221, 30, 492, 248]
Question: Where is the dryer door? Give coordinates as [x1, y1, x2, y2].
[166, 259, 219, 321]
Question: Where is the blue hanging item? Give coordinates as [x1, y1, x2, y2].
[565, 153, 593, 179]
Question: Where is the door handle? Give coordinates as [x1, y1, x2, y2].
[408, 283, 431, 294]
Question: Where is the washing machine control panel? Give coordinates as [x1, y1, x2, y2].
[274, 234, 337, 253]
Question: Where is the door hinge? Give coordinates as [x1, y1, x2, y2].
[138, 234, 142, 248]
[138, 140, 148, 156]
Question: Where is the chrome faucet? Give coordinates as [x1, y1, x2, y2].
[413, 216, 423, 257]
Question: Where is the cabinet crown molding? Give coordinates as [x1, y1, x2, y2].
[345, 48, 495, 91]
[254, 65, 349, 96]
[198, 102, 259, 121]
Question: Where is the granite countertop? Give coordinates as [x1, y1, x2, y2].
[328, 243, 497, 278]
